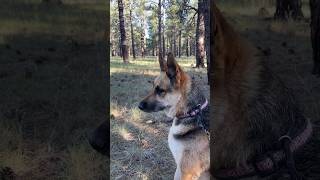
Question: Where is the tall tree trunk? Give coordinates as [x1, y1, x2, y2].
[163, 34, 166, 56]
[152, 41, 155, 56]
[310, 0, 320, 76]
[196, 0, 206, 68]
[140, 10, 146, 58]
[190, 39, 192, 56]
[128, 47, 131, 56]
[111, 41, 116, 56]
[118, 36, 122, 57]
[158, 0, 165, 71]
[130, 9, 136, 59]
[110, 34, 116, 56]
[141, 31, 145, 58]
[186, 36, 189, 57]
[204, 0, 210, 82]
[166, 36, 170, 52]
[173, 30, 177, 57]
[190, 39, 193, 56]
[118, 0, 129, 63]
[194, 39, 197, 56]
[291, 0, 304, 20]
[169, 36, 173, 53]
[178, 30, 182, 58]
[274, 0, 304, 20]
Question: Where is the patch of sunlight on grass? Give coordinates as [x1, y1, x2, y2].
[117, 126, 134, 141]
[111, 144, 144, 178]
[110, 101, 122, 118]
[130, 107, 142, 122]
[110, 56, 197, 75]
[110, 67, 157, 75]
[138, 173, 149, 180]
[142, 70, 161, 76]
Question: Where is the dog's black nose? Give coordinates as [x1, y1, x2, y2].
[138, 101, 146, 110]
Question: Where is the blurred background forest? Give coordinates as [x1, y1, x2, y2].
[110, 0, 210, 68]
[0, 0, 108, 179]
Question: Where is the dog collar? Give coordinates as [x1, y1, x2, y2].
[176, 99, 208, 119]
[213, 119, 313, 179]
[176, 99, 210, 139]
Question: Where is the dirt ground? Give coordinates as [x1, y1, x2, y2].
[0, 1, 109, 179]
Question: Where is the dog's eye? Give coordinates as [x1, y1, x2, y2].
[155, 86, 166, 96]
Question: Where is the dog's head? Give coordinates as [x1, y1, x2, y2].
[138, 53, 190, 117]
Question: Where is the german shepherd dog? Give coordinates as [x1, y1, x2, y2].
[139, 53, 210, 179]
[211, 4, 320, 180]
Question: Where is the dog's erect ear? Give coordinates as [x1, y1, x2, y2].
[166, 52, 178, 79]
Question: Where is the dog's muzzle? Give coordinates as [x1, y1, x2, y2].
[138, 101, 166, 112]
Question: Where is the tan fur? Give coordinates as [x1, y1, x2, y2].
[180, 138, 210, 179]
[168, 120, 210, 180]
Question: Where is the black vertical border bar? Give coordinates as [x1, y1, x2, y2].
[209, 0, 214, 178]
[106, 0, 111, 168]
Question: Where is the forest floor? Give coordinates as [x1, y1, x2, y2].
[0, 1, 109, 180]
[110, 57, 208, 179]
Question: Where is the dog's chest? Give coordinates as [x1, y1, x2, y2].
[168, 125, 185, 165]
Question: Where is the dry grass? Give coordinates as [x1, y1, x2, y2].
[0, 0, 109, 179]
[110, 57, 208, 179]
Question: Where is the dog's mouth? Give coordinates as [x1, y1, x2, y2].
[138, 102, 169, 113]
[140, 106, 168, 113]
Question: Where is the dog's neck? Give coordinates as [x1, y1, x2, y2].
[185, 81, 208, 114]
[165, 74, 208, 120]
